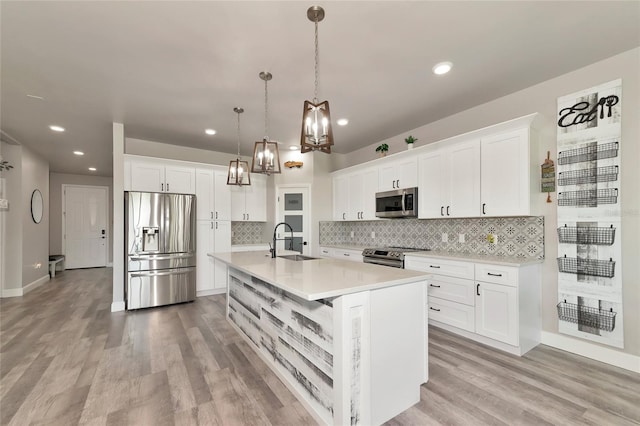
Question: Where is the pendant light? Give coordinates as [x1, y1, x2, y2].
[227, 107, 251, 186]
[251, 71, 281, 175]
[300, 5, 334, 154]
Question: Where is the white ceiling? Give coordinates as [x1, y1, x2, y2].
[2, 1, 639, 176]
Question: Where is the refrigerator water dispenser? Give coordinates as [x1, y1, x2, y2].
[142, 227, 159, 251]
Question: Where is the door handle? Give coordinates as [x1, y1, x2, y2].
[246, 213, 249, 220]
[482, 203, 486, 215]
[396, 179, 400, 188]
[477, 283, 480, 296]
[429, 307, 441, 312]
[303, 241, 308, 246]
[446, 206, 450, 216]
[215, 211, 218, 219]
[441, 206, 444, 216]
[487, 272, 503, 277]
[429, 265, 441, 269]
[429, 284, 441, 288]
[167, 183, 169, 192]
[342, 213, 346, 220]
[392, 180, 396, 189]
[211, 222, 213, 229]
[211, 212, 213, 219]
[161, 183, 164, 191]
[216, 222, 218, 230]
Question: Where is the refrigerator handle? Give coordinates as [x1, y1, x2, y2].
[130, 253, 194, 261]
[130, 267, 195, 278]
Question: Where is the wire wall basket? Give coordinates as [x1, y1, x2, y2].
[557, 300, 616, 332]
[557, 255, 615, 278]
[557, 224, 616, 245]
[557, 166, 619, 187]
[558, 141, 619, 165]
[557, 188, 618, 207]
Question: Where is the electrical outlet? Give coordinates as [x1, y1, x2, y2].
[442, 233, 448, 243]
[371, 231, 375, 239]
[486, 233, 496, 245]
[458, 233, 465, 243]
[350, 231, 355, 238]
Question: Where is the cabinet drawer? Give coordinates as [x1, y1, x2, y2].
[427, 276, 475, 306]
[334, 249, 362, 262]
[405, 256, 474, 280]
[428, 297, 475, 333]
[319, 247, 334, 258]
[475, 263, 518, 287]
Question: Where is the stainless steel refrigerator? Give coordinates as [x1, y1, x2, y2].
[125, 191, 196, 310]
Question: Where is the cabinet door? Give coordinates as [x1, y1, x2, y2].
[229, 186, 246, 221]
[213, 221, 231, 290]
[418, 151, 448, 219]
[448, 140, 480, 218]
[196, 221, 215, 293]
[378, 162, 397, 191]
[332, 175, 349, 221]
[361, 168, 379, 220]
[475, 281, 518, 346]
[164, 164, 196, 194]
[130, 160, 164, 192]
[396, 157, 418, 189]
[195, 168, 214, 221]
[480, 128, 530, 216]
[245, 175, 267, 222]
[214, 171, 231, 221]
[347, 172, 364, 220]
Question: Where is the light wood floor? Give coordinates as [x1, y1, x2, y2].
[1, 268, 638, 426]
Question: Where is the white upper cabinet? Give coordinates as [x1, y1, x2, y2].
[419, 140, 480, 219]
[128, 157, 195, 194]
[196, 167, 231, 221]
[480, 128, 531, 217]
[332, 167, 378, 221]
[378, 157, 417, 191]
[231, 173, 267, 222]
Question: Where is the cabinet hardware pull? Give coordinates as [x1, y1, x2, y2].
[429, 265, 441, 269]
[446, 206, 450, 216]
[392, 180, 395, 189]
[246, 213, 249, 220]
[167, 183, 169, 191]
[476, 283, 480, 296]
[487, 272, 503, 277]
[161, 183, 164, 191]
[482, 203, 486, 215]
[429, 307, 441, 312]
[215, 211, 218, 219]
[211, 212, 213, 219]
[441, 206, 444, 216]
[210, 222, 213, 229]
[216, 222, 218, 230]
[396, 179, 400, 188]
[344, 253, 350, 256]
[343, 213, 346, 220]
[429, 284, 441, 288]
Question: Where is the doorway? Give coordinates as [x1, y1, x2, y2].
[276, 185, 311, 255]
[63, 185, 108, 269]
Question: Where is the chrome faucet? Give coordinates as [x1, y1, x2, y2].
[271, 222, 294, 258]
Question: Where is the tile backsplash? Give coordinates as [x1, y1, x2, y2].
[231, 222, 266, 245]
[319, 216, 544, 259]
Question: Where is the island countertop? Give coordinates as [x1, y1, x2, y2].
[210, 250, 430, 301]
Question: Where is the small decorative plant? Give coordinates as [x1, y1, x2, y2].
[405, 135, 418, 144]
[375, 143, 389, 156]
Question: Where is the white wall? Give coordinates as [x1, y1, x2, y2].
[0, 142, 22, 292]
[49, 173, 114, 263]
[342, 48, 640, 358]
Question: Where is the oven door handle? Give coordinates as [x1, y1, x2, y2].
[363, 257, 403, 268]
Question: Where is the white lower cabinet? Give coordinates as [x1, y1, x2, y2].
[196, 220, 231, 296]
[319, 246, 362, 262]
[405, 255, 541, 356]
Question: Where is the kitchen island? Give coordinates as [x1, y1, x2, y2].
[211, 250, 430, 426]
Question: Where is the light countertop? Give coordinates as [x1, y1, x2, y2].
[319, 244, 543, 267]
[210, 250, 430, 301]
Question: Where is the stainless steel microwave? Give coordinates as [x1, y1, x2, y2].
[375, 187, 418, 218]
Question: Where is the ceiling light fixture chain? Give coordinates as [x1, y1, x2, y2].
[235, 107, 242, 158]
[263, 73, 269, 140]
[313, 12, 319, 104]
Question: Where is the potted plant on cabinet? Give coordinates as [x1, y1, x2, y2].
[376, 143, 389, 157]
[405, 135, 418, 150]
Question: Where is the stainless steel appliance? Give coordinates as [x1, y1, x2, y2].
[375, 187, 418, 218]
[125, 191, 196, 310]
[362, 246, 427, 268]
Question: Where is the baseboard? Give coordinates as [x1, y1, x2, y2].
[23, 274, 49, 294]
[1, 287, 23, 298]
[541, 331, 640, 373]
[197, 288, 226, 297]
[111, 301, 125, 312]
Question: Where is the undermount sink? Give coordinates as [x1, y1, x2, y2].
[278, 254, 319, 261]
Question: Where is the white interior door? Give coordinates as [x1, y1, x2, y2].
[64, 185, 108, 269]
[276, 186, 310, 255]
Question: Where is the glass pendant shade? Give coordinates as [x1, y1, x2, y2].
[300, 99, 333, 153]
[227, 158, 251, 185]
[251, 138, 281, 175]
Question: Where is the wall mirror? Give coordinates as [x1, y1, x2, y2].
[31, 189, 43, 224]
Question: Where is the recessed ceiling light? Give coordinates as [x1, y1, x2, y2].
[205, 129, 217, 135]
[73, 151, 84, 156]
[432, 61, 453, 75]
[289, 145, 299, 151]
[49, 125, 65, 132]
[337, 118, 349, 126]
[88, 167, 97, 171]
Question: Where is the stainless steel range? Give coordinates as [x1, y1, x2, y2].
[362, 246, 428, 268]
